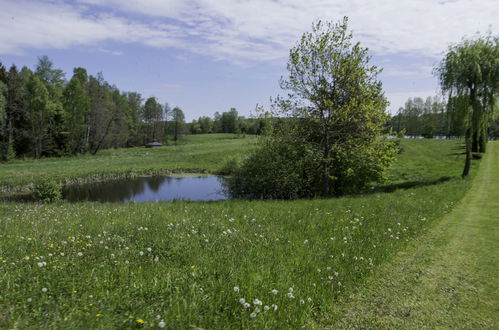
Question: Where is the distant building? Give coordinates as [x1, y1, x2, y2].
[145, 140, 163, 148]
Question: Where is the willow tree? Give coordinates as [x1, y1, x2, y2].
[436, 33, 498, 177]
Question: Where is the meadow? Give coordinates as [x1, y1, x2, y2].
[0, 136, 478, 328]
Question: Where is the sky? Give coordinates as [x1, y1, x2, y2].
[0, 0, 497, 121]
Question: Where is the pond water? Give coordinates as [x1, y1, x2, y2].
[63, 176, 230, 202]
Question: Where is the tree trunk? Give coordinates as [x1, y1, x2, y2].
[322, 123, 330, 196]
[92, 116, 114, 155]
[462, 127, 472, 178]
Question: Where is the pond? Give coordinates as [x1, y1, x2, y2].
[62, 175, 230, 203]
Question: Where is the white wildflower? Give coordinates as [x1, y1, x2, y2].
[233, 286, 240, 292]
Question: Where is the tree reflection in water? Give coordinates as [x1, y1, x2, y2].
[63, 176, 229, 202]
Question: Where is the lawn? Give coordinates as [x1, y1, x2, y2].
[0, 136, 480, 328]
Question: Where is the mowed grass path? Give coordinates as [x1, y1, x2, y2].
[326, 141, 498, 329]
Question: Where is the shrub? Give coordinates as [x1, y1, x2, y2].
[33, 180, 62, 203]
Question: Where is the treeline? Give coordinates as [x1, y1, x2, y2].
[188, 108, 267, 135]
[0, 56, 176, 161]
[0, 56, 266, 162]
[388, 95, 499, 138]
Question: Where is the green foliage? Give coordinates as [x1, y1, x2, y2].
[436, 32, 498, 155]
[231, 17, 396, 198]
[218, 157, 241, 176]
[33, 179, 62, 203]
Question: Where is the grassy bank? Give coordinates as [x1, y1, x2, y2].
[325, 141, 498, 329]
[0, 138, 480, 328]
[0, 134, 257, 191]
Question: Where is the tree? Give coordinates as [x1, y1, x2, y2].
[63, 68, 90, 154]
[172, 107, 185, 143]
[142, 97, 163, 141]
[436, 33, 498, 177]
[229, 17, 396, 198]
[26, 75, 50, 158]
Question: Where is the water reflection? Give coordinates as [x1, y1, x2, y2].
[63, 176, 229, 202]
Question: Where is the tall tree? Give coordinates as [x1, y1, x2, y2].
[229, 18, 395, 198]
[26, 75, 50, 158]
[123, 92, 143, 146]
[172, 106, 185, 143]
[142, 97, 163, 141]
[282, 17, 393, 195]
[63, 68, 90, 154]
[436, 33, 498, 177]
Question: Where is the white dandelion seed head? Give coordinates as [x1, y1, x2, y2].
[139, 251, 144, 256]
[239, 298, 246, 304]
[253, 299, 262, 305]
[264, 305, 270, 311]
[233, 286, 240, 292]
[147, 248, 152, 252]
[158, 321, 166, 328]
[271, 289, 278, 295]
[41, 287, 48, 293]
[300, 299, 305, 304]
[77, 252, 83, 257]
[243, 302, 250, 309]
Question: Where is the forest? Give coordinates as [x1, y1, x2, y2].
[0, 56, 266, 161]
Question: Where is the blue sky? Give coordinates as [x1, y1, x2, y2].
[0, 0, 497, 121]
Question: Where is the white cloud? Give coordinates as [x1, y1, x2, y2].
[2, 0, 497, 62]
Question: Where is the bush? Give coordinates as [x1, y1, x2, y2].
[218, 157, 240, 176]
[33, 180, 62, 203]
[227, 119, 397, 199]
[227, 134, 322, 199]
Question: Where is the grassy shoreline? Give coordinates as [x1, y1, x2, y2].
[0, 134, 257, 192]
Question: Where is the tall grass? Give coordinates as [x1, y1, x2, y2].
[0, 138, 476, 328]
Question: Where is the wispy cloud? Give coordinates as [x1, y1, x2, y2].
[2, 0, 497, 62]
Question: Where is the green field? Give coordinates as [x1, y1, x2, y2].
[0, 134, 257, 191]
[0, 135, 494, 329]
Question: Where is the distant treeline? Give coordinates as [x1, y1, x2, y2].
[0, 56, 266, 161]
[388, 96, 499, 139]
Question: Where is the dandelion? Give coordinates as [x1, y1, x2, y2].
[158, 320, 166, 328]
[264, 305, 270, 311]
[191, 265, 196, 269]
[147, 247, 152, 252]
[253, 299, 262, 305]
[233, 286, 240, 292]
[41, 287, 48, 293]
[288, 287, 293, 293]
[239, 298, 246, 304]
[271, 289, 278, 295]
[136, 319, 144, 324]
[77, 252, 83, 257]
[243, 303, 250, 309]
[307, 297, 312, 302]
[303, 239, 309, 244]
[300, 299, 305, 304]
[27, 298, 32, 302]
[250, 312, 257, 318]
[287, 292, 295, 299]
[139, 251, 144, 256]
[271, 304, 278, 311]
[37, 262, 46, 267]
[96, 313, 103, 317]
